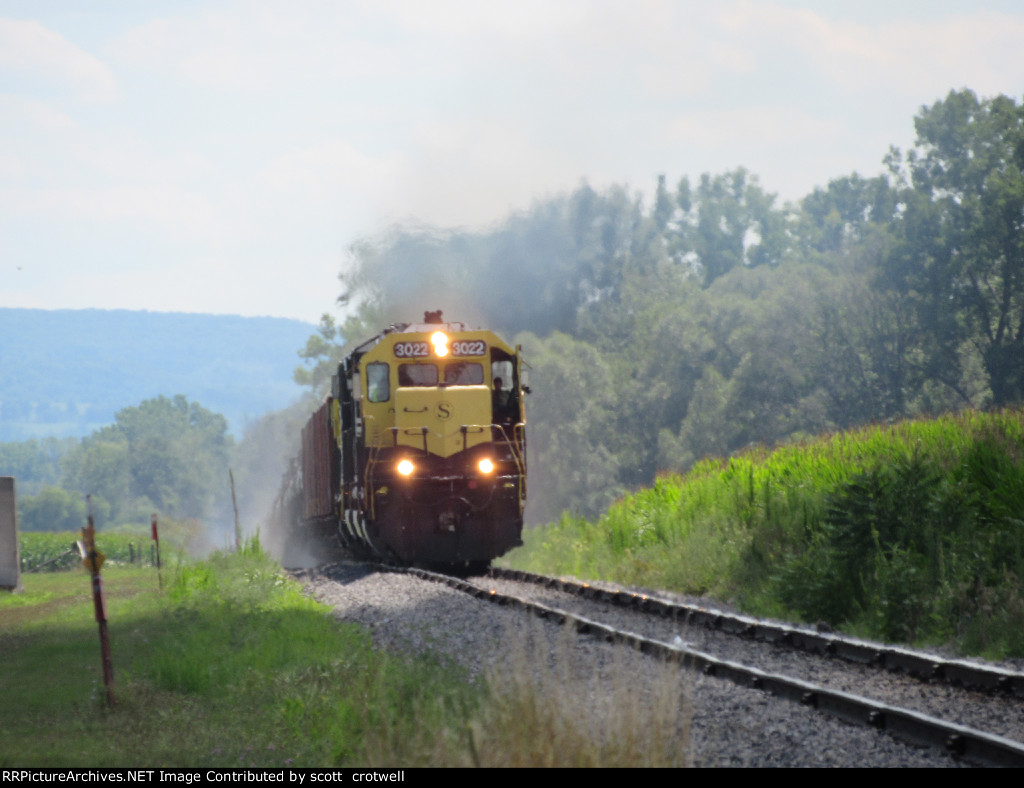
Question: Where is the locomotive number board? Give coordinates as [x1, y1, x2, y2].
[393, 340, 487, 358]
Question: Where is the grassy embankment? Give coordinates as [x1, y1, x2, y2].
[2, 533, 689, 767]
[502, 408, 1024, 659]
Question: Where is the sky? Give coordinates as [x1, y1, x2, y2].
[2, 0, 1024, 325]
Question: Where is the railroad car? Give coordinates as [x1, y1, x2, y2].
[277, 311, 528, 571]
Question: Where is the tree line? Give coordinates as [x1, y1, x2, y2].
[3, 395, 232, 532]
[6, 89, 1019, 533]
[296, 89, 1024, 524]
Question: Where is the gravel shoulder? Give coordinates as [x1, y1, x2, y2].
[293, 561, 969, 767]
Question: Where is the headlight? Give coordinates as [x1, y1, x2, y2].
[397, 459, 415, 476]
[477, 458, 494, 474]
[431, 331, 449, 357]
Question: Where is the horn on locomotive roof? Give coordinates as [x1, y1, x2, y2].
[424, 309, 443, 324]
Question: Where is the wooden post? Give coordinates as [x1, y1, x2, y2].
[151, 514, 162, 589]
[83, 495, 114, 707]
[229, 469, 241, 550]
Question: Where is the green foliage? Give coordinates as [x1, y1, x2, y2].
[59, 394, 232, 525]
[18, 529, 186, 573]
[774, 453, 953, 639]
[672, 168, 789, 286]
[772, 424, 1024, 651]
[17, 487, 108, 533]
[884, 89, 1024, 407]
[17, 531, 82, 572]
[503, 409, 1024, 658]
[0, 543, 478, 766]
[295, 88, 1024, 533]
[3, 541, 688, 767]
[7, 390, 272, 550]
[292, 303, 386, 396]
[514, 331, 625, 523]
[0, 438, 77, 497]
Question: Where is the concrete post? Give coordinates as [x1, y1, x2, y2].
[0, 477, 20, 591]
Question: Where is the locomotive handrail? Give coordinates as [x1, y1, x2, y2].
[493, 422, 528, 515]
[364, 421, 528, 521]
[460, 424, 486, 454]
[514, 422, 527, 510]
[383, 423, 523, 462]
[365, 449, 378, 520]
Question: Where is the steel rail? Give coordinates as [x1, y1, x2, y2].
[400, 565, 1024, 768]
[491, 566, 1024, 699]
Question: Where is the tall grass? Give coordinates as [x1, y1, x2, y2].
[503, 408, 1024, 658]
[354, 621, 693, 768]
[2, 536, 692, 766]
[464, 626, 692, 768]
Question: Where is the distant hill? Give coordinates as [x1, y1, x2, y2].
[0, 308, 316, 442]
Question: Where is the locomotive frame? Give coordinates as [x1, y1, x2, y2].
[279, 311, 527, 569]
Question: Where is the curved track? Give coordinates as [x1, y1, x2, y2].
[489, 567, 1024, 697]
[397, 564, 1024, 767]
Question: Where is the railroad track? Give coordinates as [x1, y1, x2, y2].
[392, 563, 1024, 767]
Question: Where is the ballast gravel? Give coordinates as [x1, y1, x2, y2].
[293, 561, 969, 767]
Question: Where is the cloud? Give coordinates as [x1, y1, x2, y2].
[663, 106, 841, 150]
[716, 3, 1024, 98]
[257, 138, 401, 201]
[5, 0, 1024, 324]
[0, 151, 23, 180]
[111, 7, 404, 91]
[0, 18, 117, 102]
[6, 184, 216, 240]
[252, 119, 579, 233]
[396, 117, 583, 227]
[369, 0, 587, 40]
[0, 93, 76, 134]
[659, 106, 859, 201]
[872, 13, 1024, 97]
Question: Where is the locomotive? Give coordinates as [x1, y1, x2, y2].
[278, 310, 528, 571]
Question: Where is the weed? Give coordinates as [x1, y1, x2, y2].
[503, 407, 1024, 657]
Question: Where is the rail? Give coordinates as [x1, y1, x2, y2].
[492, 567, 1024, 698]
[400, 564, 1024, 768]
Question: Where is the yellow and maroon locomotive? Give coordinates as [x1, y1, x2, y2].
[282, 311, 527, 569]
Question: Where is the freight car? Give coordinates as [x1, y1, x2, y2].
[277, 311, 527, 571]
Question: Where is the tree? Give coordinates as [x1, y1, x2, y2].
[669, 168, 791, 287]
[887, 90, 1024, 407]
[797, 173, 896, 260]
[18, 486, 110, 532]
[292, 306, 387, 396]
[61, 433, 130, 520]
[515, 331, 624, 523]
[0, 437, 76, 497]
[62, 395, 232, 523]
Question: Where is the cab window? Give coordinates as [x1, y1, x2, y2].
[491, 360, 513, 391]
[366, 362, 390, 402]
[398, 363, 438, 386]
[445, 362, 483, 385]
